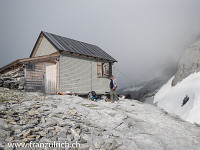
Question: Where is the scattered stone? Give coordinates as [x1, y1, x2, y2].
[55, 126, 61, 132]
[19, 120, 26, 125]
[22, 124, 35, 130]
[28, 118, 38, 124]
[36, 135, 40, 140]
[22, 138, 35, 143]
[27, 135, 37, 138]
[39, 137, 51, 143]
[70, 128, 80, 141]
[23, 129, 32, 138]
[0, 106, 6, 111]
[66, 134, 74, 142]
[5, 137, 14, 142]
[34, 126, 40, 132]
[39, 122, 57, 128]
[7, 111, 15, 116]
[59, 130, 67, 138]
[51, 104, 57, 108]
[58, 120, 70, 127]
[14, 129, 21, 134]
[74, 124, 81, 129]
[93, 141, 101, 149]
[38, 131, 46, 137]
[80, 137, 87, 144]
[28, 110, 36, 116]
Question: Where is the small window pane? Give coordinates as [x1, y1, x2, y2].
[26, 64, 35, 70]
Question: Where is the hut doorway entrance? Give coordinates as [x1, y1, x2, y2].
[45, 63, 57, 94]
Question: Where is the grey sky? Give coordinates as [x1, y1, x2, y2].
[1, 0, 200, 87]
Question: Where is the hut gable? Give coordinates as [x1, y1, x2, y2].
[31, 34, 58, 58]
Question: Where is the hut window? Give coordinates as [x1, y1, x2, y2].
[26, 64, 35, 71]
[97, 62, 103, 77]
[97, 62, 111, 77]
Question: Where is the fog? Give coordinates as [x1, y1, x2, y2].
[1, 0, 200, 88]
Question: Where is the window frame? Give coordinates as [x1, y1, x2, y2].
[26, 64, 35, 71]
[97, 62, 112, 78]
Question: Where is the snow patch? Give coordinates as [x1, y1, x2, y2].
[154, 72, 200, 123]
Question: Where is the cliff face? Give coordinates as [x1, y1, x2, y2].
[172, 39, 200, 86]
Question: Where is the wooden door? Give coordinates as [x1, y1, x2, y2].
[45, 63, 57, 94]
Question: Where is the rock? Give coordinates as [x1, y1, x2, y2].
[51, 104, 57, 108]
[0, 119, 7, 128]
[75, 129, 81, 135]
[74, 124, 81, 129]
[47, 127, 54, 131]
[14, 129, 21, 134]
[66, 134, 74, 142]
[57, 137, 66, 142]
[34, 126, 40, 132]
[39, 122, 57, 128]
[0, 106, 6, 111]
[22, 124, 35, 130]
[93, 141, 101, 149]
[50, 136, 58, 141]
[23, 129, 32, 138]
[27, 135, 37, 138]
[5, 137, 14, 142]
[39, 137, 51, 143]
[19, 120, 26, 125]
[55, 126, 61, 132]
[28, 110, 36, 116]
[22, 138, 35, 143]
[80, 137, 87, 144]
[79, 144, 90, 150]
[28, 118, 38, 124]
[46, 131, 56, 138]
[66, 110, 77, 116]
[105, 140, 122, 150]
[172, 39, 200, 86]
[38, 131, 46, 137]
[70, 128, 80, 141]
[36, 135, 41, 140]
[41, 116, 46, 123]
[9, 121, 17, 125]
[58, 120, 70, 127]
[59, 130, 67, 138]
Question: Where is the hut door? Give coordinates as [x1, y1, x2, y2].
[45, 63, 57, 94]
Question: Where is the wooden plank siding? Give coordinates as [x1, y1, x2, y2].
[59, 53, 111, 94]
[25, 63, 44, 92]
[33, 36, 57, 57]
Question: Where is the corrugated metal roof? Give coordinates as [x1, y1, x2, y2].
[42, 31, 117, 62]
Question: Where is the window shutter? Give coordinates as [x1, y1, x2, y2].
[97, 62, 103, 77]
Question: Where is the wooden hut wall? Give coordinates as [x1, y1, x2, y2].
[25, 63, 44, 92]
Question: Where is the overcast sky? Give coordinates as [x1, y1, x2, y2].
[1, 0, 200, 87]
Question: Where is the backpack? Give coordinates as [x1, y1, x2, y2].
[88, 91, 99, 102]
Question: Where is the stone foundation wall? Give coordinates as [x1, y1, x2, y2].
[0, 66, 25, 90]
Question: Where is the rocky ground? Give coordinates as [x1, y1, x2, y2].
[0, 87, 200, 150]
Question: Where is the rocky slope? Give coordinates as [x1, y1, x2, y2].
[172, 38, 200, 86]
[1, 88, 200, 150]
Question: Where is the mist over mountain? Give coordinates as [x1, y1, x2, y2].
[118, 64, 177, 101]
[172, 37, 200, 86]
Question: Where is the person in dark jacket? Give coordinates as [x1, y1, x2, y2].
[110, 75, 119, 103]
